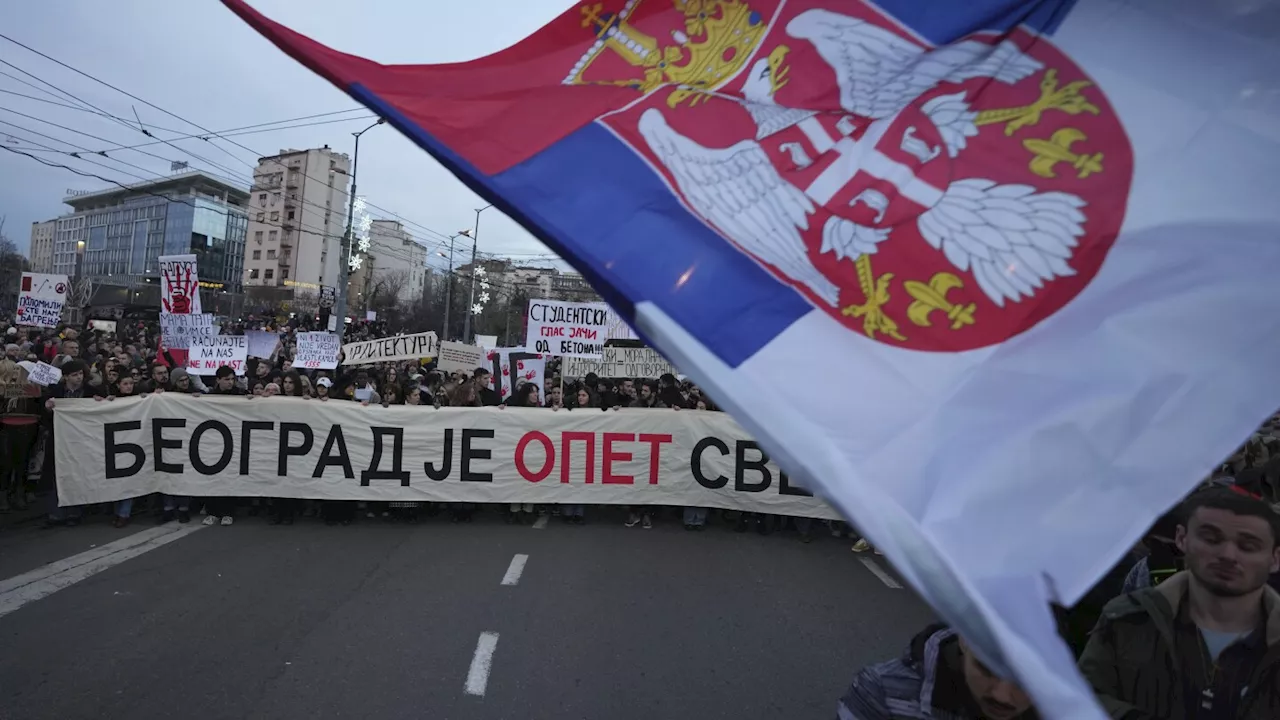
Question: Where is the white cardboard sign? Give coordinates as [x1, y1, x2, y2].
[295, 332, 340, 370]
[187, 335, 247, 376]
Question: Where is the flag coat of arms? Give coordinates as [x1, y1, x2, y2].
[223, 0, 1280, 715]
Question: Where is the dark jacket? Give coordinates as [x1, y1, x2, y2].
[836, 624, 1039, 720]
[1079, 571, 1280, 719]
[478, 385, 502, 407]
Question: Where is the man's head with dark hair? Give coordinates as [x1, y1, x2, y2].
[1176, 488, 1280, 598]
[473, 367, 491, 387]
[60, 359, 87, 387]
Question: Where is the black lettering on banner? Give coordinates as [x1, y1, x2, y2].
[189, 420, 233, 475]
[313, 426, 353, 479]
[362, 427, 410, 486]
[778, 470, 813, 497]
[734, 440, 772, 493]
[104, 420, 145, 479]
[277, 422, 314, 476]
[690, 437, 729, 489]
[534, 340, 550, 353]
[240, 421, 274, 475]
[152, 418, 187, 473]
[424, 428, 453, 481]
[461, 428, 494, 482]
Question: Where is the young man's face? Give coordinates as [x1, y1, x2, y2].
[640, 385, 652, 400]
[152, 365, 169, 384]
[256, 363, 270, 378]
[621, 380, 634, 396]
[217, 375, 234, 390]
[1177, 507, 1280, 597]
[959, 640, 1033, 720]
[118, 377, 135, 395]
[62, 340, 79, 357]
[65, 370, 84, 388]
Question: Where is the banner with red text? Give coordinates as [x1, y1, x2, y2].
[52, 395, 836, 519]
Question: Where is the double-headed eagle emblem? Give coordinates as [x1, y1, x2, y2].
[574, 3, 1109, 344]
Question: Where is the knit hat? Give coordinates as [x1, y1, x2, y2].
[169, 367, 189, 384]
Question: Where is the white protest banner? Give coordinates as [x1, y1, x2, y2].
[89, 319, 118, 334]
[295, 332, 340, 370]
[187, 335, 247, 376]
[487, 348, 545, 401]
[600, 347, 678, 378]
[474, 334, 498, 350]
[157, 254, 202, 314]
[365, 310, 377, 321]
[562, 355, 603, 379]
[436, 340, 486, 374]
[342, 331, 437, 365]
[29, 361, 62, 387]
[245, 330, 280, 360]
[524, 299, 634, 357]
[52, 395, 837, 519]
[16, 273, 69, 328]
[158, 313, 214, 350]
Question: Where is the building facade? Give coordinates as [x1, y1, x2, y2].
[57, 172, 248, 304]
[28, 219, 56, 273]
[366, 220, 427, 305]
[242, 146, 351, 295]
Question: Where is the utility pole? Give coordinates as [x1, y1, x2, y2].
[332, 118, 384, 340]
[439, 233, 460, 341]
[459, 204, 492, 344]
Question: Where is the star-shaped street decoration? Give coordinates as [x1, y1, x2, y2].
[478, 291, 491, 304]
[471, 303, 484, 315]
[348, 254, 363, 271]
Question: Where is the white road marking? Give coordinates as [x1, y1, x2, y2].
[531, 515, 549, 529]
[464, 631, 500, 696]
[500, 554, 528, 586]
[0, 524, 206, 619]
[859, 558, 903, 589]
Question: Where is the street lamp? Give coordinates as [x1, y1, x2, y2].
[438, 233, 466, 341]
[460, 204, 493, 343]
[332, 117, 385, 340]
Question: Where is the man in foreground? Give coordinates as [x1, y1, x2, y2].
[1079, 488, 1280, 718]
[837, 622, 1038, 719]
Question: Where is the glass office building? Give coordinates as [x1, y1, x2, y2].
[58, 172, 249, 300]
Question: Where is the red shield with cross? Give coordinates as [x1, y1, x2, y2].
[601, 0, 1133, 352]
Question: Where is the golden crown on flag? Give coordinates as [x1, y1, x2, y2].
[564, 0, 767, 107]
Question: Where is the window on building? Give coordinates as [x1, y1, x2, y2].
[265, 269, 274, 280]
[258, 193, 267, 205]
[249, 268, 259, 279]
[256, 213, 264, 222]
[267, 249, 276, 259]
[282, 249, 292, 260]
[281, 268, 289, 279]
[254, 231, 263, 242]
[272, 192, 281, 204]
[252, 250, 261, 260]
[270, 211, 279, 222]
[268, 230, 277, 242]
[286, 211, 295, 221]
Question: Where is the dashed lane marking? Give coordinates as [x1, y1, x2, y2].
[464, 631, 500, 696]
[500, 554, 528, 586]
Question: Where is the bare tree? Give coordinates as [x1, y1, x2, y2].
[0, 218, 31, 314]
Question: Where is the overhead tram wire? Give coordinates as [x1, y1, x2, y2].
[1, 36, 482, 256]
[0, 129, 153, 183]
[2, 145, 350, 247]
[2, 36, 465, 252]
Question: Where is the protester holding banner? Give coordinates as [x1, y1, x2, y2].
[0, 358, 40, 513]
[42, 359, 89, 526]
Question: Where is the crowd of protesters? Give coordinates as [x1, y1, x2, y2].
[0, 315, 826, 538]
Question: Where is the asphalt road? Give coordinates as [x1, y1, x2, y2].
[0, 507, 935, 720]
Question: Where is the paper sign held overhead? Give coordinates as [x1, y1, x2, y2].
[187, 335, 247, 376]
[29, 361, 62, 386]
[158, 254, 202, 315]
[295, 332, 341, 370]
[245, 330, 280, 360]
[158, 313, 215, 350]
[436, 341, 486, 374]
[342, 331, 438, 365]
[16, 273, 69, 328]
[524, 299, 636, 358]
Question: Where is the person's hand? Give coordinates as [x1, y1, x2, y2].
[154, 387, 164, 394]
[319, 396, 328, 402]
[45, 398, 55, 410]
[612, 406, 621, 412]
[361, 400, 370, 407]
[107, 395, 116, 401]
[552, 406, 560, 412]
[672, 405, 680, 411]
[95, 396, 105, 402]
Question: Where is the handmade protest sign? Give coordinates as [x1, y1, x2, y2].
[29, 361, 62, 386]
[524, 299, 635, 358]
[187, 335, 247, 375]
[16, 273, 69, 328]
[158, 254, 202, 315]
[245, 330, 279, 360]
[437, 341, 485, 374]
[295, 332, 340, 370]
[319, 285, 336, 309]
[89, 319, 118, 333]
[342, 331, 437, 365]
[53, 395, 836, 519]
[158, 313, 214, 350]
[487, 348, 544, 401]
[563, 348, 678, 379]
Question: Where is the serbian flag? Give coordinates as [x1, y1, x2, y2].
[224, 0, 1280, 715]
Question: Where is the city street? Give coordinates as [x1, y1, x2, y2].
[0, 508, 935, 720]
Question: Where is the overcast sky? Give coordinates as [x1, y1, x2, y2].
[0, 0, 573, 268]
